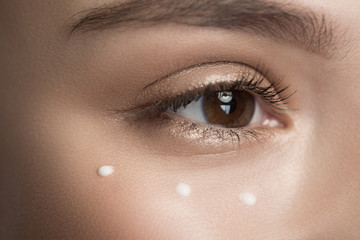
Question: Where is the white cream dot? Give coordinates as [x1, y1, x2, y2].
[239, 192, 256, 206]
[97, 166, 114, 177]
[175, 183, 191, 197]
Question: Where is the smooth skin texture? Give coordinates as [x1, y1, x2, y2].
[1, 0, 360, 239]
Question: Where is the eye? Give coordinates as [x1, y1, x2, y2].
[116, 62, 293, 148]
[172, 90, 268, 128]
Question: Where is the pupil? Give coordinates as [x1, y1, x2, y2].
[203, 90, 255, 128]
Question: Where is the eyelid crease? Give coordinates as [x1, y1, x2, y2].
[143, 61, 272, 91]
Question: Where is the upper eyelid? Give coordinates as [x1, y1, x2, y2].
[142, 61, 293, 108]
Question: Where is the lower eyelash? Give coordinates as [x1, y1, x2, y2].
[157, 113, 272, 145]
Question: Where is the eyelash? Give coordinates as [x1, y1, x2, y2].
[117, 64, 294, 145]
[169, 76, 290, 113]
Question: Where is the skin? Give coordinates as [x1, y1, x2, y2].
[1, 0, 360, 239]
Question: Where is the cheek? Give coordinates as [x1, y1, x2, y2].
[21, 100, 196, 238]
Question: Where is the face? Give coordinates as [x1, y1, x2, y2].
[1, 0, 360, 239]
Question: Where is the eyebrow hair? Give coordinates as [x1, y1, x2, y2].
[69, 0, 341, 58]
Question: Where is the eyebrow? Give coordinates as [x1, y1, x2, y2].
[69, 0, 341, 58]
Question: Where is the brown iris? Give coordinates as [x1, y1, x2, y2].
[203, 90, 255, 128]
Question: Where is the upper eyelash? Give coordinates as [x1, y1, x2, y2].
[123, 74, 292, 121]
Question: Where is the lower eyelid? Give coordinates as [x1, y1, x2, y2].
[121, 106, 287, 155]
[154, 113, 273, 146]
